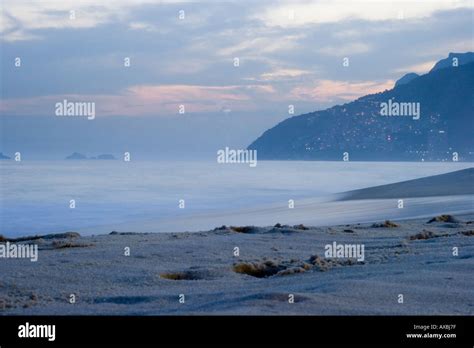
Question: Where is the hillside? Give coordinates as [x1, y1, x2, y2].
[248, 54, 474, 161]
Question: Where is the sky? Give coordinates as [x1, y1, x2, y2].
[0, 0, 473, 159]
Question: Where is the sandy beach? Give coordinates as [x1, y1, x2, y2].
[1, 212, 473, 315]
[341, 167, 474, 200]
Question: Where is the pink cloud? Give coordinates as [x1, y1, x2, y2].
[0, 80, 394, 117]
[290, 79, 394, 103]
[0, 84, 277, 117]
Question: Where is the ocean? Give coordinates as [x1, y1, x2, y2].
[1, 160, 473, 237]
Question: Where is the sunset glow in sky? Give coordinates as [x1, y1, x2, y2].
[1, 0, 472, 119]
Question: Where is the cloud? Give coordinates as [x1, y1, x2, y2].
[0, 84, 278, 116]
[289, 79, 395, 103]
[128, 21, 157, 32]
[259, 68, 312, 81]
[0, 1, 118, 41]
[395, 61, 437, 74]
[0, 0, 202, 41]
[1, 1, 472, 120]
[254, 0, 472, 27]
[1, 0, 247, 41]
[1, 80, 394, 117]
[217, 34, 305, 57]
[317, 42, 371, 56]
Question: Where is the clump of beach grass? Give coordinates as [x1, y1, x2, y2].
[308, 255, 333, 271]
[427, 215, 459, 223]
[52, 240, 94, 249]
[409, 230, 438, 240]
[233, 259, 284, 278]
[160, 272, 199, 280]
[371, 220, 399, 228]
[460, 230, 474, 236]
[230, 226, 257, 233]
[293, 224, 309, 230]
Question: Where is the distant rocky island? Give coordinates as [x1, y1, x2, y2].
[0, 152, 11, 160]
[248, 52, 474, 161]
[65, 152, 116, 160]
[65, 152, 87, 160]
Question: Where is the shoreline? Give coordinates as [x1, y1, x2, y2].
[69, 193, 474, 236]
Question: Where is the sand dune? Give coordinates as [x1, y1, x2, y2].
[340, 167, 474, 200]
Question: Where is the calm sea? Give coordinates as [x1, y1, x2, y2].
[1, 160, 472, 237]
